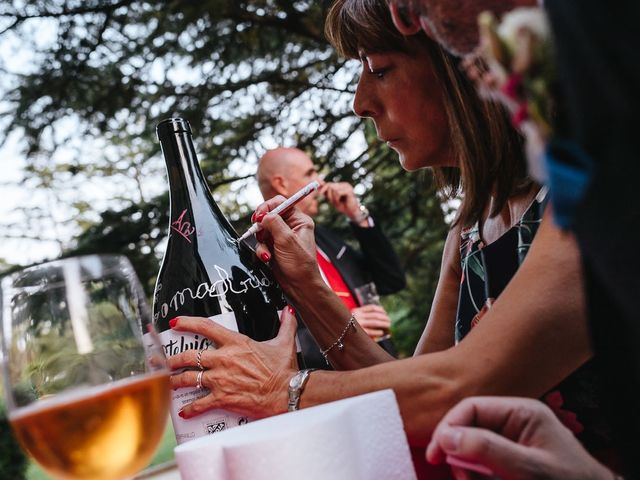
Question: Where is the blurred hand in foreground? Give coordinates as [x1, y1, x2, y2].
[426, 396, 617, 480]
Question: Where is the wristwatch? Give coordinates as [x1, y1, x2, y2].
[287, 368, 316, 412]
[350, 203, 370, 224]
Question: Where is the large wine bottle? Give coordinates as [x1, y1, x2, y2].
[152, 117, 293, 444]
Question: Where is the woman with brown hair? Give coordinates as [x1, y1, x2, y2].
[168, 0, 612, 475]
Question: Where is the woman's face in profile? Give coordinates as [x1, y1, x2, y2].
[353, 44, 453, 171]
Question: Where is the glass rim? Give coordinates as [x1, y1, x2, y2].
[0, 252, 163, 412]
[1, 253, 135, 287]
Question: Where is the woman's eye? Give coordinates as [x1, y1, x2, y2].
[369, 68, 389, 79]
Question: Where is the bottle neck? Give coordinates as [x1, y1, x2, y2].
[158, 129, 236, 244]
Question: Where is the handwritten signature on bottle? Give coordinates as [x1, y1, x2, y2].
[171, 209, 196, 242]
[154, 265, 273, 321]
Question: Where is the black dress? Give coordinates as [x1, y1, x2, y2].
[455, 188, 615, 464]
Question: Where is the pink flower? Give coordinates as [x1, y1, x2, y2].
[501, 73, 524, 100]
[512, 102, 529, 128]
[543, 391, 584, 434]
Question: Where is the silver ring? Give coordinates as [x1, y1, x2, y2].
[196, 348, 206, 371]
[196, 370, 204, 390]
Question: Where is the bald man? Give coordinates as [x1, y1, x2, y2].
[257, 147, 406, 368]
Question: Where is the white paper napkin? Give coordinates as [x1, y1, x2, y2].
[174, 389, 416, 480]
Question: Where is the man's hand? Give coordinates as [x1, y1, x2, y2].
[351, 304, 392, 340]
[320, 182, 364, 223]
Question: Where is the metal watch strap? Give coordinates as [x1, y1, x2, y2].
[351, 204, 370, 224]
[287, 368, 316, 412]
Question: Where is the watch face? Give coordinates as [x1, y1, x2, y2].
[290, 373, 304, 389]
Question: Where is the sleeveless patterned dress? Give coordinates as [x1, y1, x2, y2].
[455, 187, 616, 463]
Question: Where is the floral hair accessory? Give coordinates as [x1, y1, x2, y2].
[476, 7, 555, 138]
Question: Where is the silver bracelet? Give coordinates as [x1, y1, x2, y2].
[320, 313, 357, 364]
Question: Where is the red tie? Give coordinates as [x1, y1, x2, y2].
[316, 249, 358, 310]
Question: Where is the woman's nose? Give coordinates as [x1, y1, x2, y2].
[353, 75, 376, 119]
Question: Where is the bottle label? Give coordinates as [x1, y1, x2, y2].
[145, 311, 250, 445]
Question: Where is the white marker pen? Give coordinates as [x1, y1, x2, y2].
[237, 180, 320, 243]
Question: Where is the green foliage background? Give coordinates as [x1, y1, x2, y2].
[0, 398, 28, 479]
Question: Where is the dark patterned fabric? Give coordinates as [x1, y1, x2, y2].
[455, 188, 614, 457]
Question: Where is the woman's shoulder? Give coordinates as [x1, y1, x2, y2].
[508, 184, 546, 225]
[442, 223, 463, 271]
[480, 184, 543, 245]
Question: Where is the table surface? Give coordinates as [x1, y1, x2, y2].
[135, 461, 181, 480]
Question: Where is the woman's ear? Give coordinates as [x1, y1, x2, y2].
[389, 2, 422, 36]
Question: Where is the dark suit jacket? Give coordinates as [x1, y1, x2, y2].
[297, 217, 406, 369]
[545, 2, 640, 475]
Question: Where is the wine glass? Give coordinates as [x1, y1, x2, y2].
[354, 282, 382, 307]
[354, 282, 390, 341]
[0, 254, 170, 480]
[354, 282, 396, 356]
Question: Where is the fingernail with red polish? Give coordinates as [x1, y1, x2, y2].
[260, 252, 271, 263]
[178, 409, 185, 419]
[256, 212, 266, 223]
[287, 305, 296, 316]
[251, 211, 257, 223]
[169, 318, 179, 328]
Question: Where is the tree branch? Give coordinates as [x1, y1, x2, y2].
[0, 16, 24, 35]
[0, 232, 61, 242]
[0, 0, 139, 21]
[208, 173, 255, 191]
[229, 9, 325, 44]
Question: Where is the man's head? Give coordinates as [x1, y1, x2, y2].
[257, 147, 324, 217]
[389, 0, 536, 57]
